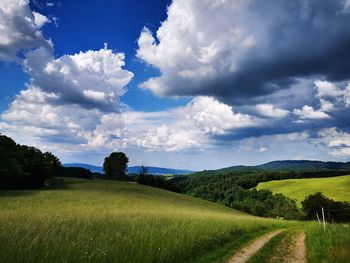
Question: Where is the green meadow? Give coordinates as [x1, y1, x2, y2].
[306, 223, 350, 263]
[0, 177, 290, 263]
[257, 175, 350, 206]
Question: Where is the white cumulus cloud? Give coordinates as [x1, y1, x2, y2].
[315, 80, 343, 98]
[33, 11, 50, 28]
[293, 105, 330, 120]
[319, 99, 334, 112]
[0, 0, 52, 61]
[125, 96, 261, 152]
[255, 104, 289, 119]
[136, 0, 255, 96]
[314, 80, 350, 110]
[318, 128, 350, 158]
[24, 46, 133, 112]
[2, 95, 261, 153]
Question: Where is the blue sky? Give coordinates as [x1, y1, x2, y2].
[1, 0, 188, 112]
[0, 0, 350, 170]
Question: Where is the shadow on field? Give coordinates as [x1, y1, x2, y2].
[46, 177, 69, 190]
[0, 191, 36, 197]
[0, 178, 70, 197]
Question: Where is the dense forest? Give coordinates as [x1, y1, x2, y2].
[175, 171, 300, 219]
[174, 170, 350, 220]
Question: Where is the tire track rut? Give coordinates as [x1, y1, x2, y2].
[227, 230, 285, 263]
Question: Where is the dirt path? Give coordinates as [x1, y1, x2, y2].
[270, 231, 307, 263]
[293, 232, 307, 263]
[227, 229, 285, 263]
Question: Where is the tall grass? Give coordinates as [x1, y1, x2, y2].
[0, 178, 288, 263]
[306, 222, 350, 263]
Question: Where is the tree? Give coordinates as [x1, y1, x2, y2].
[18, 146, 52, 188]
[44, 151, 62, 176]
[103, 152, 129, 180]
[301, 192, 330, 220]
[302, 192, 350, 222]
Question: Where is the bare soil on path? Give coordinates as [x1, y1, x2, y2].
[227, 229, 285, 263]
[270, 231, 307, 263]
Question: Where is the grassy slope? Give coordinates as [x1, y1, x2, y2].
[256, 175, 350, 206]
[0, 177, 288, 263]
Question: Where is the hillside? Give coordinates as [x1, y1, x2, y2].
[64, 163, 104, 173]
[0, 177, 286, 263]
[257, 175, 350, 206]
[192, 160, 350, 176]
[64, 163, 194, 175]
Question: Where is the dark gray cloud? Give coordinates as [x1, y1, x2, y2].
[135, 0, 350, 146]
[211, 105, 350, 143]
[137, 0, 350, 105]
[211, 117, 310, 142]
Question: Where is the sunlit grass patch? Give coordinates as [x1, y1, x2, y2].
[257, 175, 350, 206]
[0, 177, 290, 263]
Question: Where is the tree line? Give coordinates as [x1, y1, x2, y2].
[177, 172, 301, 219]
[134, 165, 181, 192]
[0, 134, 61, 189]
[174, 170, 350, 221]
[0, 134, 131, 189]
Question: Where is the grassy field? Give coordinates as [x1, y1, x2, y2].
[306, 223, 350, 263]
[0, 177, 291, 263]
[256, 175, 350, 206]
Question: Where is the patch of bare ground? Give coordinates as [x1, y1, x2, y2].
[227, 229, 285, 263]
[270, 231, 307, 263]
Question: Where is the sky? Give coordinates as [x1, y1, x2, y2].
[0, 0, 350, 170]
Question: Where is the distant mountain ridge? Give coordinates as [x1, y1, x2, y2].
[193, 160, 350, 176]
[64, 160, 350, 177]
[256, 160, 350, 170]
[64, 163, 103, 173]
[63, 163, 194, 175]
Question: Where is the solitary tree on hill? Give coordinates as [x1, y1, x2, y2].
[103, 152, 129, 180]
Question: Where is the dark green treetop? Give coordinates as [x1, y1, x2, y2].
[103, 152, 129, 180]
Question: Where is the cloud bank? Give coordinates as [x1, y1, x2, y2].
[137, 0, 350, 105]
